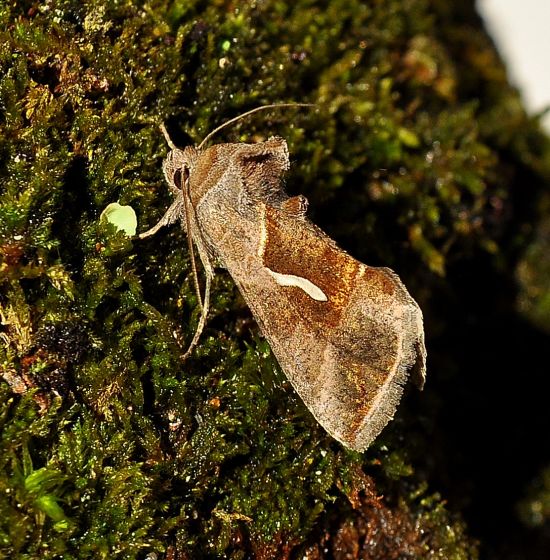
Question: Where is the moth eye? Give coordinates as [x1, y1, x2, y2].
[173, 169, 182, 189]
[173, 167, 189, 190]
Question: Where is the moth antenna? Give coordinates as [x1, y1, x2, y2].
[160, 123, 178, 151]
[198, 103, 316, 149]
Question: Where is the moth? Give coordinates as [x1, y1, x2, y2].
[140, 104, 426, 451]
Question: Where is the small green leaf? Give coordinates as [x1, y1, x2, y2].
[100, 203, 137, 236]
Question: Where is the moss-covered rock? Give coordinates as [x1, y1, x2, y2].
[1, 1, 549, 558]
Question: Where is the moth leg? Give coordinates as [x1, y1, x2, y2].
[280, 195, 308, 217]
[181, 245, 214, 361]
[181, 189, 216, 360]
[138, 195, 184, 239]
[181, 269, 212, 361]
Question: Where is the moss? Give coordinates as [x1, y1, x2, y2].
[518, 464, 550, 528]
[1, 0, 550, 558]
[516, 193, 550, 333]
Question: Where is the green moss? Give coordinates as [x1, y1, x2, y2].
[518, 464, 550, 528]
[516, 193, 550, 333]
[2, 0, 550, 558]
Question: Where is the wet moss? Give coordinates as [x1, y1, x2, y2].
[1, 0, 550, 558]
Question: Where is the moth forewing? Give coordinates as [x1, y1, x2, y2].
[188, 138, 426, 451]
[142, 118, 426, 451]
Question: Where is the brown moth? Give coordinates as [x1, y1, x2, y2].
[140, 105, 426, 451]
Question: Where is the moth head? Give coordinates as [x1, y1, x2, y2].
[162, 146, 198, 192]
